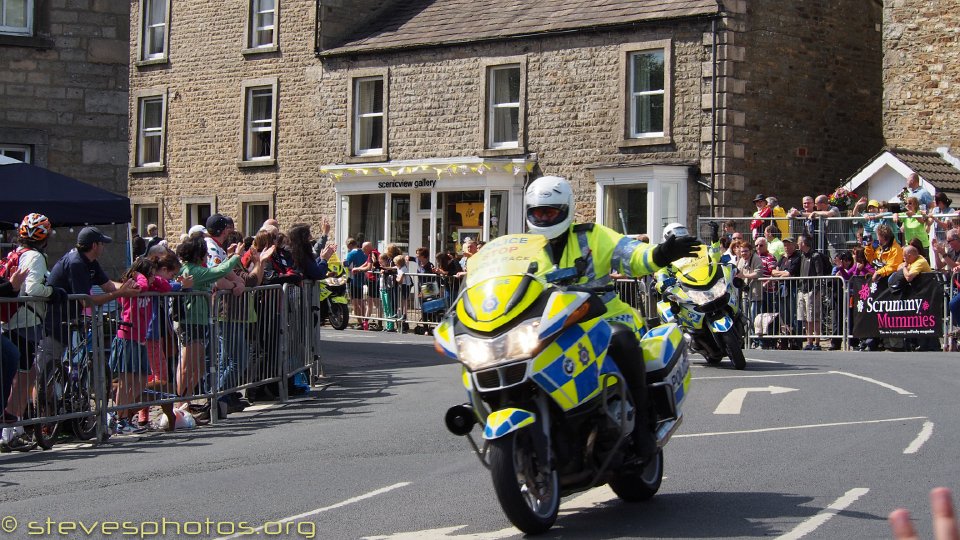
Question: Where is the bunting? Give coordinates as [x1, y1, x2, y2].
[320, 160, 534, 182]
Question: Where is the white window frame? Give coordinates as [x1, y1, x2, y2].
[240, 78, 278, 165]
[594, 166, 688, 242]
[133, 203, 160, 235]
[487, 65, 521, 149]
[240, 196, 274, 236]
[248, 0, 277, 50]
[139, 0, 170, 63]
[136, 95, 166, 167]
[353, 76, 384, 156]
[0, 143, 31, 163]
[629, 50, 666, 138]
[619, 40, 672, 147]
[182, 196, 216, 232]
[0, 0, 33, 36]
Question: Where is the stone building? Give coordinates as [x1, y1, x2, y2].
[128, 0, 883, 255]
[882, 0, 960, 152]
[0, 0, 129, 194]
[0, 0, 130, 275]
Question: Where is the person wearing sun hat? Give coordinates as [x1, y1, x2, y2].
[750, 193, 773, 240]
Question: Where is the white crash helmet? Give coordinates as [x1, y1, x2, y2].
[525, 175, 574, 240]
[662, 222, 691, 242]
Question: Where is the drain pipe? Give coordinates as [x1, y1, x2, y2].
[710, 15, 718, 217]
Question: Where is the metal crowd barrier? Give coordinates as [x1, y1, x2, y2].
[345, 270, 459, 334]
[696, 214, 959, 260]
[744, 275, 849, 350]
[1, 282, 325, 444]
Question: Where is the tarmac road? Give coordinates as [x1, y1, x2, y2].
[1, 328, 957, 540]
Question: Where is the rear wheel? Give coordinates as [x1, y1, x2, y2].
[27, 397, 59, 451]
[722, 331, 747, 370]
[489, 430, 559, 535]
[70, 391, 98, 440]
[329, 302, 349, 331]
[609, 449, 664, 502]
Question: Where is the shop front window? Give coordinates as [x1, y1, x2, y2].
[439, 191, 483, 255]
[389, 194, 410, 253]
[489, 191, 509, 240]
[603, 184, 648, 235]
[346, 193, 385, 248]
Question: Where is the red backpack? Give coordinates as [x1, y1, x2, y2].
[0, 247, 27, 322]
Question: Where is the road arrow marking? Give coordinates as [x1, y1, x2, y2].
[776, 487, 870, 540]
[904, 421, 934, 454]
[713, 386, 798, 414]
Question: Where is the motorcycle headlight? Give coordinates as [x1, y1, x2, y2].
[455, 319, 541, 371]
[685, 278, 727, 305]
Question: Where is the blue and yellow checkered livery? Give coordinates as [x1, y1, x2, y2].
[483, 408, 536, 440]
[528, 318, 616, 411]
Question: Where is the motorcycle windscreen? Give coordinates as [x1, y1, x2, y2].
[670, 244, 717, 286]
[465, 234, 553, 287]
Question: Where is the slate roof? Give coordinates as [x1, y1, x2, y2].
[321, 0, 721, 56]
[887, 148, 960, 191]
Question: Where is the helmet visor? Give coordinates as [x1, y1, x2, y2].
[666, 226, 689, 239]
[527, 205, 569, 228]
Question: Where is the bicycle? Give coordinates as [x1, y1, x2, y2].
[18, 317, 123, 450]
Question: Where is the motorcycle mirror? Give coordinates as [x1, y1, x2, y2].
[527, 261, 539, 274]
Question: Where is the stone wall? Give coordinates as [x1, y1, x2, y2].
[883, 0, 960, 152]
[318, 23, 712, 224]
[714, 0, 884, 216]
[128, 0, 328, 239]
[0, 0, 129, 195]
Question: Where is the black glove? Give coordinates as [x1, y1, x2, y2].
[708, 221, 720, 243]
[50, 287, 68, 305]
[652, 235, 701, 267]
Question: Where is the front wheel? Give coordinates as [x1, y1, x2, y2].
[722, 330, 747, 370]
[609, 449, 664, 502]
[489, 430, 559, 535]
[328, 302, 349, 331]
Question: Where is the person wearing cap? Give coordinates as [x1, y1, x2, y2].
[36, 227, 140, 390]
[771, 236, 803, 349]
[750, 194, 772, 240]
[202, 214, 250, 412]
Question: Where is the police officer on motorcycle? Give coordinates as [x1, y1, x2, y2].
[656, 221, 723, 283]
[525, 175, 700, 460]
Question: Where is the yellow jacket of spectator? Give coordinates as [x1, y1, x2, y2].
[772, 206, 789, 237]
[865, 240, 903, 278]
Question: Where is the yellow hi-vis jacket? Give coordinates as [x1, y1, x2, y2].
[556, 223, 662, 334]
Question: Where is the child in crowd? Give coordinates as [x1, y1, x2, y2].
[109, 257, 164, 434]
[394, 254, 412, 328]
[136, 249, 192, 431]
[175, 233, 245, 419]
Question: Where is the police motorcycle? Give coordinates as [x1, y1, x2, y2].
[436, 234, 691, 534]
[655, 223, 746, 370]
[316, 253, 350, 330]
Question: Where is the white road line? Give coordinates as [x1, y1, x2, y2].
[215, 482, 411, 540]
[745, 358, 783, 364]
[713, 386, 798, 415]
[673, 416, 927, 438]
[776, 487, 870, 540]
[694, 372, 833, 380]
[828, 370, 915, 396]
[904, 421, 935, 454]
